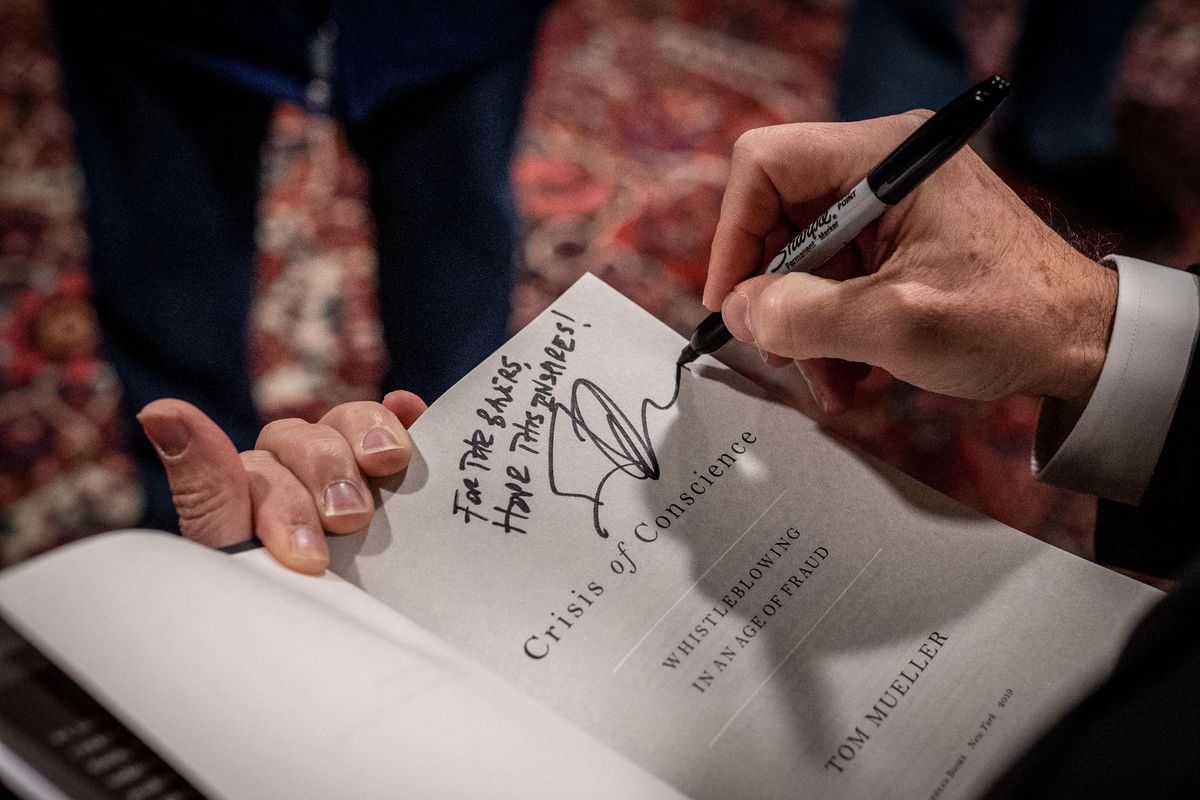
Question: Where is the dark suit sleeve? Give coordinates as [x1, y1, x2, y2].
[982, 266, 1200, 798]
[1093, 264, 1200, 579]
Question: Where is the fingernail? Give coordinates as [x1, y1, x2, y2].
[138, 412, 189, 457]
[759, 348, 772, 365]
[289, 525, 324, 557]
[722, 291, 753, 342]
[323, 480, 370, 517]
[361, 426, 402, 454]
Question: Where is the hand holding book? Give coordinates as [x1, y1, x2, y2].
[136, 390, 427, 573]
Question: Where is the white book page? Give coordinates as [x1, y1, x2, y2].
[0, 531, 681, 799]
[330, 273, 1163, 800]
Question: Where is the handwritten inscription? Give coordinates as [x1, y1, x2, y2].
[450, 310, 584, 534]
[509, 409, 544, 455]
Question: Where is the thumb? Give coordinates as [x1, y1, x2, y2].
[136, 399, 251, 548]
[725, 271, 881, 364]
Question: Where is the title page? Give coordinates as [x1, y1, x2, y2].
[329, 274, 1160, 800]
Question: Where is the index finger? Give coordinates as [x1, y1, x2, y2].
[703, 113, 926, 310]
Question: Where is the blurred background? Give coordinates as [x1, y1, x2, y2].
[2, 0, 1198, 567]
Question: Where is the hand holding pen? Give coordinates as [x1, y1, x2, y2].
[694, 76, 1119, 414]
[682, 75, 1009, 369]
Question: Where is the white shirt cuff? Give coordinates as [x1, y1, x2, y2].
[1033, 255, 1200, 504]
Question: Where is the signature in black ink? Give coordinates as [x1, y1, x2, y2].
[547, 364, 686, 538]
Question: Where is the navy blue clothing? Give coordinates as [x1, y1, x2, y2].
[52, 2, 546, 119]
[51, 2, 543, 530]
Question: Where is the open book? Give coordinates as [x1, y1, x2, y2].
[0, 275, 1161, 799]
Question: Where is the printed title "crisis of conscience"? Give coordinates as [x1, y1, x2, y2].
[628, 431, 758, 543]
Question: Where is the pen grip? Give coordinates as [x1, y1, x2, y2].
[765, 178, 887, 276]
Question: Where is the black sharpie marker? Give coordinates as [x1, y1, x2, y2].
[677, 74, 1010, 367]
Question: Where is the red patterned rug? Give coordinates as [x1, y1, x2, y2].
[3, 0, 1199, 566]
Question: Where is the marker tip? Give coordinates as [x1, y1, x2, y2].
[676, 345, 698, 368]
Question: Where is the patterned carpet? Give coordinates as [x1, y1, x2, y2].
[2, 0, 1199, 567]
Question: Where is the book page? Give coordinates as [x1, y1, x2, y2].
[0, 532, 681, 799]
[330, 273, 1162, 800]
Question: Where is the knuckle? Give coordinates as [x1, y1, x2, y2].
[240, 460, 318, 524]
[239, 449, 277, 468]
[264, 419, 348, 455]
[298, 423, 355, 467]
[172, 480, 232, 528]
[732, 127, 769, 163]
[882, 110, 933, 145]
[257, 417, 307, 446]
[889, 284, 946, 352]
[319, 401, 383, 428]
[303, 422, 348, 449]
